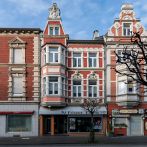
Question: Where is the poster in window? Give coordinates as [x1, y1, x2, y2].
[69, 118, 76, 130]
[94, 119, 102, 130]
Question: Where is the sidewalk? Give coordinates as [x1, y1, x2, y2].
[0, 136, 147, 145]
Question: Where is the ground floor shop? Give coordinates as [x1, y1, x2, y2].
[108, 106, 146, 136]
[39, 106, 107, 136]
[0, 103, 39, 137]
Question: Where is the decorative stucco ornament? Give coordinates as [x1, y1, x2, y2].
[48, 3, 61, 19]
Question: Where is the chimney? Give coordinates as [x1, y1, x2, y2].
[93, 30, 99, 40]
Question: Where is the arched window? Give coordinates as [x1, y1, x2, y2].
[88, 73, 98, 98]
[72, 72, 82, 97]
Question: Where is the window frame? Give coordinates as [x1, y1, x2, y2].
[122, 22, 132, 36]
[88, 52, 97, 67]
[48, 25, 60, 35]
[72, 52, 82, 68]
[72, 79, 82, 97]
[12, 76, 24, 97]
[88, 79, 98, 98]
[6, 114, 32, 132]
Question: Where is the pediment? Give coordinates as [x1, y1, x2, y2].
[9, 37, 26, 44]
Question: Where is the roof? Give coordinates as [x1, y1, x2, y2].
[0, 28, 42, 34]
[67, 36, 104, 44]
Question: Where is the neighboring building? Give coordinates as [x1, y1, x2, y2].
[39, 3, 107, 136]
[106, 4, 147, 136]
[0, 28, 41, 136]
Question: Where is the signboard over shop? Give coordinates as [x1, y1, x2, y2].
[112, 109, 144, 116]
[39, 106, 107, 115]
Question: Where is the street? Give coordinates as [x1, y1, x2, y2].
[0, 145, 146, 147]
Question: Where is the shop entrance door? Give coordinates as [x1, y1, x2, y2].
[44, 117, 51, 135]
[130, 116, 142, 136]
[54, 115, 67, 134]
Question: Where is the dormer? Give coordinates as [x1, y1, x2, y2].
[44, 3, 65, 36]
[107, 3, 144, 37]
[43, 3, 68, 46]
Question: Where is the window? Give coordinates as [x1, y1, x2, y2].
[88, 80, 97, 97]
[118, 81, 126, 95]
[73, 53, 82, 67]
[69, 117, 102, 132]
[13, 49, 23, 64]
[55, 27, 59, 35]
[49, 26, 59, 35]
[117, 50, 131, 62]
[44, 48, 47, 64]
[73, 80, 81, 97]
[49, 77, 58, 95]
[61, 48, 65, 65]
[123, 23, 131, 36]
[49, 27, 53, 35]
[89, 53, 97, 67]
[61, 77, 65, 96]
[12, 77, 23, 96]
[7, 115, 31, 132]
[43, 77, 46, 96]
[49, 47, 58, 63]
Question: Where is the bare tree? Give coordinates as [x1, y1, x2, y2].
[82, 98, 102, 143]
[114, 32, 147, 88]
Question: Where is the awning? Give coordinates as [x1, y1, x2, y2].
[39, 106, 107, 115]
[0, 111, 34, 115]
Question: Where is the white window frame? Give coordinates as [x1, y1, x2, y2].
[88, 52, 97, 67]
[72, 52, 82, 68]
[48, 25, 60, 35]
[72, 80, 82, 97]
[122, 22, 132, 36]
[12, 76, 24, 97]
[117, 80, 126, 95]
[88, 80, 98, 98]
[49, 47, 59, 63]
[9, 37, 26, 64]
[49, 77, 59, 95]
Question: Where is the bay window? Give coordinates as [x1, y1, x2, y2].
[49, 77, 58, 95]
[49, 47, 58, 63]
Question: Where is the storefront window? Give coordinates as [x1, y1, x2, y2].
[7, 115, 32, 132]
[68, 117, 102, 132]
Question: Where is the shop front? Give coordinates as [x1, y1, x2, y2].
[111, 109, 144, 136]
[39, 106, 107, 136]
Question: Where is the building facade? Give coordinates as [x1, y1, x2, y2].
[0, 2, 147, 137]
[39, 3, 107, 136]
[0, 28, 41, 136]
[106, 4, 147, 136]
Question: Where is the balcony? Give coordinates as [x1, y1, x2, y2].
[116, 93, 140, 107]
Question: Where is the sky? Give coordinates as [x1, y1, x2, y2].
[0, 0, 147, 39]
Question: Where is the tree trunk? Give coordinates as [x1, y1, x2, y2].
[89, 113, 95, 143]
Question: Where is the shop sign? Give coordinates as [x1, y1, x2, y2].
[112, 110, 119, 116]
[138, 109, 144, 114]
[119, 109, 138, 114]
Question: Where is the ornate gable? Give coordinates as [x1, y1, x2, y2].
[9, 37, 26, 44]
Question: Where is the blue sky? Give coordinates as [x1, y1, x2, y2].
[0, 0, 147, 39]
